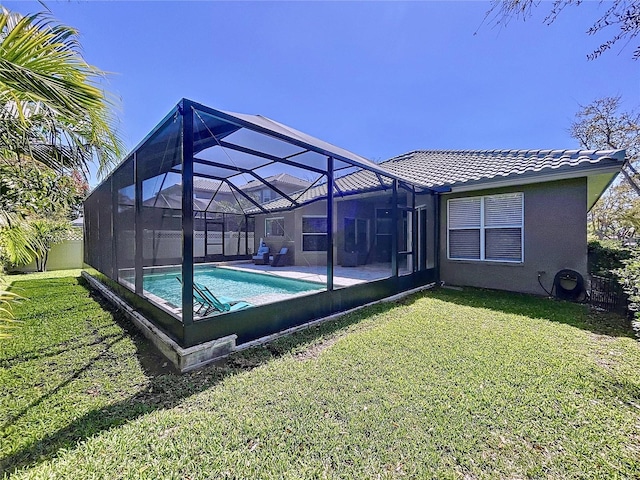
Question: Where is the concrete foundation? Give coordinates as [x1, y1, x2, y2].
[82, 272, 237, 373]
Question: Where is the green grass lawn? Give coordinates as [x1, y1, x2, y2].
[1, 271, 639, 479]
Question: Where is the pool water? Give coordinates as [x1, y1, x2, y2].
[143, 266, 324, 307]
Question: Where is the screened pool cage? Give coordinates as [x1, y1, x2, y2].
[84, 99, 438, 347]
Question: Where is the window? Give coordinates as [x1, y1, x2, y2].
[302, 216, 327, 252]
[262, 189, 272, 203]
[265, 217, 284, 237]
[448, 193, 523, 262]
[344, 218, 368, 252]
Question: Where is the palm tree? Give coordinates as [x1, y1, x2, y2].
[0, 6, 123, 334]
[0, 7, 122, 177]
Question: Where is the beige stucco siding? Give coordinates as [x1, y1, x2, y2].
[256, 201, 330, 266]
[439, 178, 588, 295]
[255, 210, 297, 261]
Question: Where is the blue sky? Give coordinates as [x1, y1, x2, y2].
[5, 1, 639, 184]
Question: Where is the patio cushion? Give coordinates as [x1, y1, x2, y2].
[252, 245, 270, 264]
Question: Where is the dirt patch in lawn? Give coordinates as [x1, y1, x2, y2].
[295, 335, 342, 361]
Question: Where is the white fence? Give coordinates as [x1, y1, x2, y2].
[140, 231, 255, 259]
[15, 238, 84, 272]
[15, 230, 257, 273]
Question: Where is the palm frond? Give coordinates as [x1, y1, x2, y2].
[0, 276, 22, 339]
[0, 7, 122, 176]
[0, 211, 40, 266]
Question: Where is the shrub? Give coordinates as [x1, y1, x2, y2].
[587, 239, 633, 277]
[615, 247, 640, 320]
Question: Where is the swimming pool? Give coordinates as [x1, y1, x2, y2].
[142, 266, 325, 309]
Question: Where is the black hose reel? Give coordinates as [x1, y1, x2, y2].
[553, 269, 585, 301]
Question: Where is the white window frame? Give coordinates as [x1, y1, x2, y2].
[265, 217, 284, 237]
[447, 192, 524, 263]
[302, 215, 328, 252]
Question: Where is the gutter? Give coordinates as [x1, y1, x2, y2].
[441, 163, 623, 195]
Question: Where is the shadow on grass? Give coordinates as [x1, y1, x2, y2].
[0, 325, 123, 369]
[429, 286, 635, 338]
[1, 278, 399, 476]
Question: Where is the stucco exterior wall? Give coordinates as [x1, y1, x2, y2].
[439, 178, 588, 295]
[254, 192, 423, 269]
[255, 210, 297, 261]
[256, 201, 332, 266]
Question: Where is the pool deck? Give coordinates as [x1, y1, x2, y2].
[218, 261, 410, 287]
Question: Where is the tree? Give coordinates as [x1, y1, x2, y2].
[0, 275, 20, 339]
[570, 97, 639, 159]
[0, 162, 87, 220]
[483, 0, 640, 60]
[30, 218, 70, 272]
[0, 161, 85, 271]
[0, 211, 27, 338]
[570, 96, 640, 240]
[0, 6, 122, 334]
[0, 211, 38, 267]
[588, 181, 640, 239]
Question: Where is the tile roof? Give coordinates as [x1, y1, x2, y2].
[193, 178, 231, 193]
[258, 148, 624, 212]
[192, 173, 310, 194]
[378, 149, 625, 189]
[257, 170, 392, 211]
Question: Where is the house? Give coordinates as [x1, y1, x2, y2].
[149, 174, 311, 210]
[82, 99, 625, 369]
[254, 148, 624, 295]
[242, 173, 311, 204]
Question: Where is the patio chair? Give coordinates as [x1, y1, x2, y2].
[270, 247, 289, 267]
[176, 277, 251, 315]
[193, 282, 252, 314]
[176, 276, 216, 315]
[252, 244, 270, 265]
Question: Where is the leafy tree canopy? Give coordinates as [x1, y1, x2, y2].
[0, 5, 121, 277]
[0, 161, 87, 220]
[572, 96, 640, 240]
[0, 161, 86, 271]
[0, 5, 123, 331]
